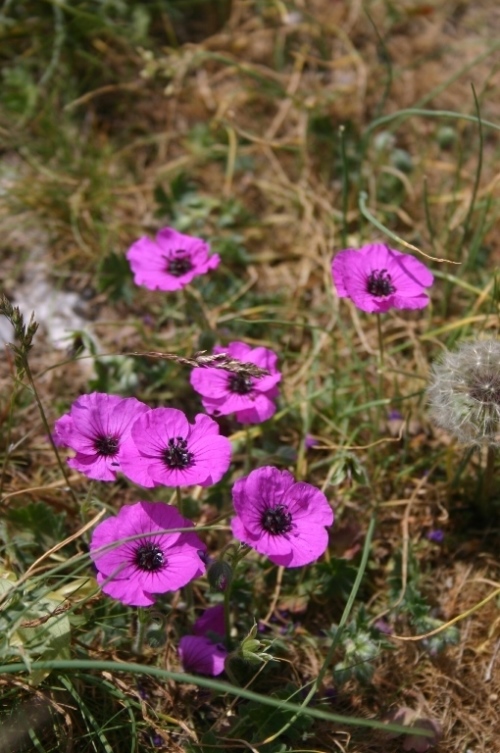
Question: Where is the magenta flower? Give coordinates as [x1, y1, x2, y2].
[119, 408, 231, 488]
[89, 501, 206, 607]
[332, 243, 433, 313]
[179, 604, 227, 676]
[190, 341, 281, 424]
[230, 466, 334, 567]
[126, 226, 220, 292]
[178, 635, 227, 676]
[53, 392, 149, 482]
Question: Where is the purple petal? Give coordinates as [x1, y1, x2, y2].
[53, 413, 74, 446]
[178, 636, 227, 676]
[68, 453, 118, 482]
[130, 408, 190, 455]
[190, 368, 233, 399]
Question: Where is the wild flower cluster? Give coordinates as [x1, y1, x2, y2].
[47, 230, 498, 691]
[54, 229, 498, 693]
[53, 227, 352, 675]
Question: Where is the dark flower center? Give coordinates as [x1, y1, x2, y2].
[134, 542, 166, 572]
[261, 504, 293, 535]
[162, 436, 195, 469]
[366, 269, 396, 297]
[94, 435, 119, 456]
[166, 250, 193, 277]
[228, 373, 254, 395]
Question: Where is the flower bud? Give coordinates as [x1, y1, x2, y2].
[234, 623, 272, 666]
[207, 560, 233, 592]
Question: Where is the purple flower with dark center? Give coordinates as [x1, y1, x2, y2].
[332, 243, 433, 313]
[126, 226, 220, 292]
[90, 501, 206, 607]
[190, 341, 281, 424]
[230, 466, 334, 567]
[119, 408, 231, 488]
[53, 392, 149, 482]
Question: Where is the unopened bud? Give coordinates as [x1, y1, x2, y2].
[207, 560, 233, 592]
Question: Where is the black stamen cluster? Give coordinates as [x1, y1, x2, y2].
[228, 373, 254, 395]
[162, 436, 195, 469]
[94, 435, 119, 456]
[366, 268, 396, 297]
[261, 504, 293, 535]
[166, 249, 193, 277]
[134, 542, 165, 571]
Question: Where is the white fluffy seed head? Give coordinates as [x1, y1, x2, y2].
[427, 340, 500, 446]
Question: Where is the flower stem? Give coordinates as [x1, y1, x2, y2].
[176, 486, 184, 516]
[222, 544, 251, 650]
[23, 358, 79, 505]
[223, 584, 232, 650]
[244, 425, 252, 474]
[182, 285, 214, 333]
[375, 313, 386, 429]
[376, 313, 385, 370]
[133, 608, 148, 655]
[175, 486, 195, 613]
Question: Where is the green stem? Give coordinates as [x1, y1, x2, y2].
[221, 544, 251, 650]
[176, 486, 184, 516]
[223, 584, 232, 649]
[23, 358, 78, 504]
[133, 609, 148, 655]
[244, 425, 252, 475]
[182, 286, 213, 333]
[375, 314, 385, 429]
[339, 125, 349, 248]
[376, 313, 385, 370]
[175, 486, 194, 613]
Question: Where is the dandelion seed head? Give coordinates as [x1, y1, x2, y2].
[428, 340, 500, 446]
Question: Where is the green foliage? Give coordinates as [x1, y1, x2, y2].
[5, 503, 68, 569]
[97, 251, 134, 303]
[329, 607, 391, 687]
[227, 683, 313, 753]
[315, 558, 359, 601]
[0, 570, 71, 684]
[388, 550, 460, 655]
